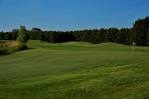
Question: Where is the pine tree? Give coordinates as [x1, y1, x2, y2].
[17, 26, 28, 43]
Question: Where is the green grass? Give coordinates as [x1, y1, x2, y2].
[0, 40, 149, 99]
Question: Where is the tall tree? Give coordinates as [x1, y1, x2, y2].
[133, 17, 149, 46]
[17, 26, 29, 43]
[30, 28, 42, 40]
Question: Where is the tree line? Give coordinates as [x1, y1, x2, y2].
[0, 17, 149, 46]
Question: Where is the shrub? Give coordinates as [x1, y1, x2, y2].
[0, 41, 28, 56]
[0, 43, 10, 55]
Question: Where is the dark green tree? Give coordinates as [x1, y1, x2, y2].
[133, 17, 149, 46]
[30, 28, 42, 40]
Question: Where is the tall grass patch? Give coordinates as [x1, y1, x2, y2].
[0, 40, 27, 55]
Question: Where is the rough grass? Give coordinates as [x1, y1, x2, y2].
[0, 40, 27, 55]
[0, 40, 149, 99]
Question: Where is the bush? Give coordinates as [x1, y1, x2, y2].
[18, 42, 28, 50]
[0, 44, 10, 55]
[0, 41, 28, 56]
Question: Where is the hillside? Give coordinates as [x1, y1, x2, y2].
[0, 41, 149, 99]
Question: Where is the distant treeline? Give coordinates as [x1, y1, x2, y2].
[0, 17, 149, 46]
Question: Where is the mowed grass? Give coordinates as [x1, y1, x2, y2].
[0, 40, 149, 99]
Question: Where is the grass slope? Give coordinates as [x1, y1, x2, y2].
[0, 40, 149, 99]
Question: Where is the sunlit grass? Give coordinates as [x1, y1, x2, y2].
[0, 40, 149, 99]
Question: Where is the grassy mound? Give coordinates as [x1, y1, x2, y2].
[0, 40, 149, 99]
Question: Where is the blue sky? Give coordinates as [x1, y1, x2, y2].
[0, 0, 149, 31]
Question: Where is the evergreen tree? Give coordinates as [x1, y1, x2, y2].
[17, 26, 29, 43]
